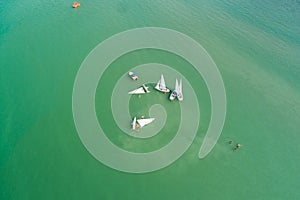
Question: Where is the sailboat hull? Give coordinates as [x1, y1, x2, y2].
[177, 95, 183, 101]
[155, 84, 170, 93]
[132, 117, 137, 130]
[169, 90, 177, 101]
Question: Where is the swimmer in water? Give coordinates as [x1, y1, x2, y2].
[233, 143, 241, 151]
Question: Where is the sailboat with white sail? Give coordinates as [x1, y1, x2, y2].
[128, 84, 150, 95]
[155, 74, 170, 93]
[131, 117, 155, 130]
[177, 79, 183, 101]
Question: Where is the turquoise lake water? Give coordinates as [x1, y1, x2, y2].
[1, 0, 300, 199]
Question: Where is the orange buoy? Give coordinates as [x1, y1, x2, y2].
[72, 2, 80, 8]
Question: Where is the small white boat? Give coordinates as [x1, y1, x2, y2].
[128, 71, 138, 80]
[177, 79, 183, 101]
[132, 117, 155, 129]
[128, 84, 150, 95]
[169, 79, 178, 101]
[155, 74, 170, 93]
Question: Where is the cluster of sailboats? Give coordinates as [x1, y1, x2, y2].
[168, 78, 183, 101]
[128, 73, 184, 130]
[128, 74, 183, 101]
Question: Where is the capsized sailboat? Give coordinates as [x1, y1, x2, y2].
[177, 79, 183, 101]
[137, 118, 155, 128]
[132, 117, 155, 129]
[128, 84, 150, 94]
[155, 74, 170, 93]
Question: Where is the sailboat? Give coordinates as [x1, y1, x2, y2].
[169, 79, 178, 101]
[128, 84, 150, 95]
[155, 74, 170, 93]
[177, 79, 183, 101]
[132, 117, 155, 130]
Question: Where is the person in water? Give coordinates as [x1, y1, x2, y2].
[233, 143, 241, 151]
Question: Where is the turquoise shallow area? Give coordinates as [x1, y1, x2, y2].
[1, 0, 300, 199]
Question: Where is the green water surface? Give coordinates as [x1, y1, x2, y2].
[1, 0, 300, 199]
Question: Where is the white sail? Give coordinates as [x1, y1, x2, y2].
[136, 118, 155, 128]
[177, 79, 183, 101]
[132, 117, 137, 130]
[128, 84, 150, 94]
[128, 87, 145, 94]
[155, 74, 170, 93]
[159, 74, 166, 89]
[175, 79, 179, 92]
